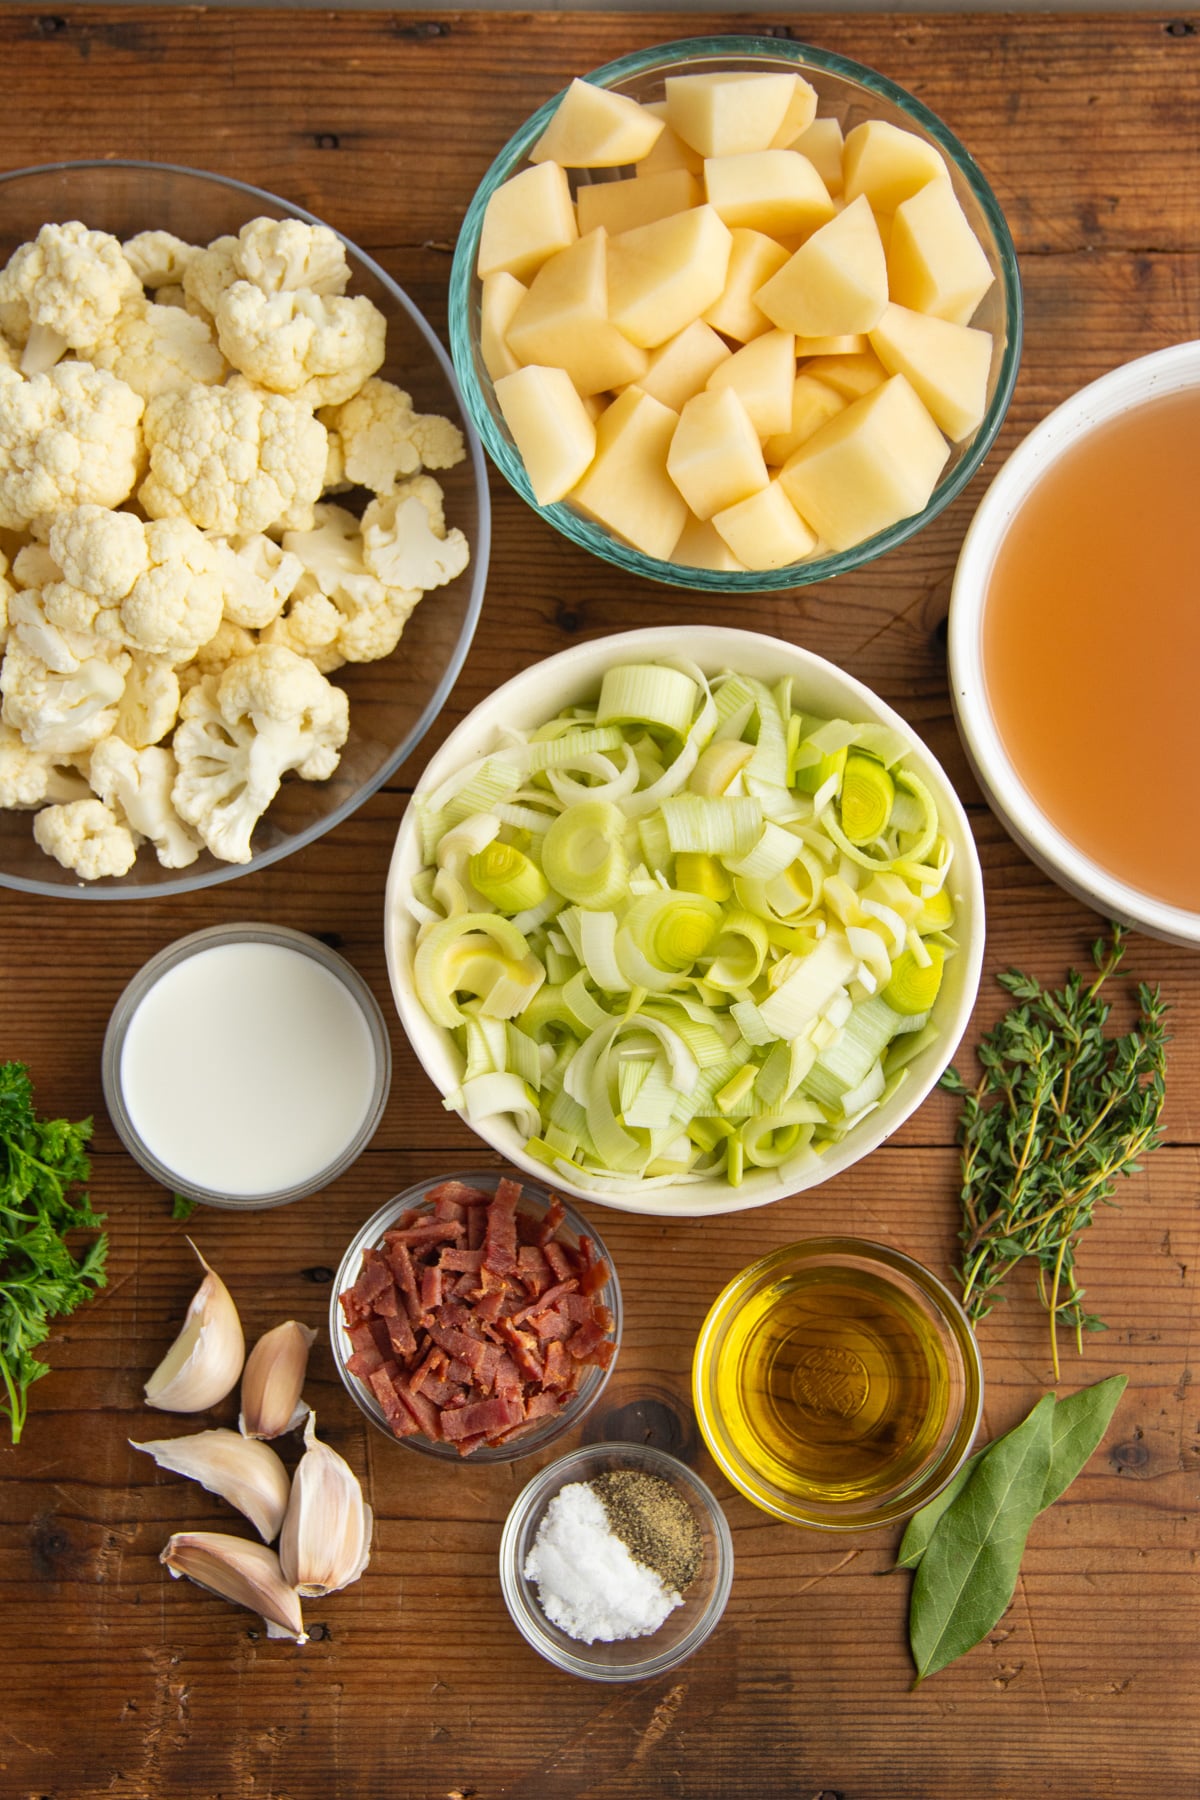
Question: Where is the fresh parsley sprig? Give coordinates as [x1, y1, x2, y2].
[941, 926, 1169, 1379]
[0, 1061, 107, 1444]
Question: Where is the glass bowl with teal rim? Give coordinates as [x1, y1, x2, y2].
[449, 34, 1021, 593]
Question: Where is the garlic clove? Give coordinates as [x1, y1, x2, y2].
[144, 1240, 245, 1413]
[278, 1411, 373, 1598]
[131, 1428, 291, 1543]
[160, 1530, 307, 1642]
[238, 1320, 317, 1441]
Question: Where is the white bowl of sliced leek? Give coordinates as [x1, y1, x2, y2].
[385, 626, 984, 1217]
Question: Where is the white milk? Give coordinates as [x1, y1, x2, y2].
[119, 940, 379, 1196]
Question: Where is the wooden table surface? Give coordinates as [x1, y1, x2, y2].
[2, 8, 1198, 1798]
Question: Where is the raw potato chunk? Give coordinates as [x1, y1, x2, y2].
[571, 386, 687, 561]
[530, 78, 665, 168]
[768, 77, 820, 149]
[868, 301, 992, 441]
[706, 328, 796, 437]
[761, 373, 847, 465]
[803, 349, 888, 399]
[673, 513, 748, 572]
[794, 333, 869, 359]
[667, 386, 769, 521]
[477, 161, 578, 283]
[791, 117, 845, 194]
[494, 364, 597, 505]
[703, 150, 836, 238]
[635, 102, 704, 177]
[887, 180, 995, 323]
[638, 319, 731, 410]
[778, 373, 950, 552]
[505, 230, 649, 396]
[664, 72, 807, 157]
[479, 271, 526, 381]
[702, 228, 790, 343]
[607, 205, 734, 349]
[576, 170, 702, 238]
[756, 196, 888, 338]
[842, 119, 949, 214]
[712, 478, 818, 569]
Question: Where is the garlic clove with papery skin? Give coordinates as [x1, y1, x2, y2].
[144, 1240, 245, 1413]
[238, 1320, 317, 1440]
[160, 1530, 306, 1643]
[131, 1428, 291, 1543]
[278, 1411, 373, 1597]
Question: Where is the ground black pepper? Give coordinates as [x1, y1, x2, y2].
[590, 1469, 703, 1595]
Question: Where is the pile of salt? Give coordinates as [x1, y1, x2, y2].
[523, 1480, 685, 1644]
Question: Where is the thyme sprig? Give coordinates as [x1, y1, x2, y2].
[940, 926, 1169, 1379]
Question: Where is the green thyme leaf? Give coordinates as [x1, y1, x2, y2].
[171, 1193, 198, 1222]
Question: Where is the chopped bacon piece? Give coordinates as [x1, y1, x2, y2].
[440, 1246, 485, 1274]
[512, 1278, 577, 1326]
[534, 1194, 566, 1246]
[515, 1244, 551, 1295]
[483, 1179, 520, 1275]
[346, 1345, 384, 1379]
[367, 1367, 417, 1436]
[386, 1313, 418, 1359]
[439, 1394, 525, 1442]
[498, 1318, 544, 1384]
[384, 1218, 463, 1248]
[420, 1263, 443, 1313]
[528, 1305, 572, 1342]
[543, 1240, 572, 1282]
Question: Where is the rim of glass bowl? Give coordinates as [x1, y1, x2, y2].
[0, 157, 491, 901]
[691, 1235, 985, 1531]
[497, 1441, 735, 1681]
[449, 34, 1022, 593]
[329, 1168, 623, 1462]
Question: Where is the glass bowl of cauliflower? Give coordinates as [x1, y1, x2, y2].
[0, 159, 490, 895]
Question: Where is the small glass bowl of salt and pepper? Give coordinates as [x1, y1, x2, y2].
[499, 1441, 734, 1682]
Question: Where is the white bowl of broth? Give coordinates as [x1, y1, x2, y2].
[949, 340, 1200, 947]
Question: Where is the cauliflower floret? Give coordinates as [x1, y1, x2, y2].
[114, 652, 180, 748]
[0, 363, 145, 533]
[322, 425, 352, 495]
[139, 377, 326, 536]
[0, 718, 90, 809]
[5, 584, 104, 673]
[259, 581, 344, 674]
[0, 334, 17, 372]
[210, 532, 303, 630]
[33, 795, 138, 879]
[362, 476, 471, 592]
[177, 618, 258, 694]
[278, 501, 422, 665]
[122, 230, 201, 291]
[214, 282, 386, 408]
[88, 298, 227, 401]
[321, 378, 465, 494]
[233, 218, 351, 297]
[180, 234, 240, 323]
[0, 221, 143, 373]
[43, 506, 223, 662]
[0, 633, 129, 755]
[88, 736, 200, 868]
[172, 644, 349, 863]
[11, 540, 63, 590]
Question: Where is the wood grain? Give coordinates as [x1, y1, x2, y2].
[1, 10, 1198, 1799]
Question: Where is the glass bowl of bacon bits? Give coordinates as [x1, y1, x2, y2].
[331, 1169, 622, 1460]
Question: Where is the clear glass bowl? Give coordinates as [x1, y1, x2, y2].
[692, 1236, 983, 1531]
[0, 159, 490, 898]
[449, 34, 1021, 592]
[498, 1441, 734, 1681]
[330, 1168, 622, 1462]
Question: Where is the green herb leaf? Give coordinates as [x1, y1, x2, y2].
[909, 1395, 1054, 1684]
[1041, 1373, 1128, 1511]
[893, 1445, 987, 1571]
[171, 1193, 198, 1222]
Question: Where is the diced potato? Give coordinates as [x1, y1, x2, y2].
[571, 386, 688, 561]
[842, 119, 949, 214]
[529, 78, 665, 169]
[672, 513, 749, 572]
[756, 196, 888, 338]
[607, 205, 734, 348]
[886, 180, 995, 323]
[666, 386, 769, 521]
[477, 161, 579, 283]
[761, 373, 847, 465]
[703, 150, 836, 239]
[768, 77, 820, 149]
[712, 478, 818, 569]
[664, 72, 806, 158]
[494, 364, 597, 506]
[638, 319, 731, 410]
[505, 229, 650, 396]
[794, 333, 869, 359]
[479, 271, 527, 382]
[576, 169, 702, 238]
[802, 349, 888, 399]
[778, 373, 950, 551]
[636, 101, 705, 177]
[868, 301, 992, 441]
[706, 328, 796, 437]
[701, 227, 790, 343]
[791, 117, 845, 195]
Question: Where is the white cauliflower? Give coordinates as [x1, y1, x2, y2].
[114, 652, 180, 748]
[10, 540, 63, 590]
[177, 618, 257, 694]
[0, 334, 18, 372]
[215, 282, 386, 407]
[44, 506, 223, 662]
[122, 230, 201, 291]
[259, 582, 344, 674]
[0, 363, 144, 533]
[278, 501, 421, 664]
[0, 634, 129, 755]
[181, 234, 240, 322]
[88, 735, 200, 868]
[362, 476, 471, 592]
[0, 719, 90, 809]
[0, 546, 12, 649]
[321, 377, 465, 494]
[139, 376, 326, 535]
[210, 531, 303, 630]
[88, 299, 226, 401]
[172, 643, 349, 863]
[233, 218, 350, 297]
[322, 425, 352, 494]
[5, 584, 103, 673]
[33, 795, 138, 879]
[0, 221, 142, 373]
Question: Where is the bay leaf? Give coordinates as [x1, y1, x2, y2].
[1041, 1373, 1128, 1511]
[893, 1445, 987, 1572]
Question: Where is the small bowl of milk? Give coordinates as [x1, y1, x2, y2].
[102, 924, 392, 1208]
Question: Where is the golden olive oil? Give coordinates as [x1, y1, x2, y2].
[713, 1264, 952, 1506]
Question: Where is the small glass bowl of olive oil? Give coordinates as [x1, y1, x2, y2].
[692, 1238, 983, 1531]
